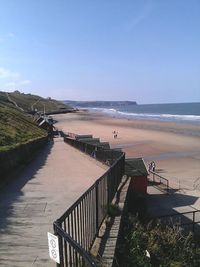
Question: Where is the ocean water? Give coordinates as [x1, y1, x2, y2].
[86, 102, 200, 125]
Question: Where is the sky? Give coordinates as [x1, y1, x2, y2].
[0, 0, 200, 104]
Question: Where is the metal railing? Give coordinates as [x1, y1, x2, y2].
[54, 132, 125, 266]
[148, 170, 169, 193]
[151, 210, 200, 234]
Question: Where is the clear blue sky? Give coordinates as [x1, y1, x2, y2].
[0, 0, 199, 104]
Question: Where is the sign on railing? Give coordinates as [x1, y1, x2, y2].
[47, 232, 60, 264]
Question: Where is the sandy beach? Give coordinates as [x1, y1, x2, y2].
[54, 111, 200, 191]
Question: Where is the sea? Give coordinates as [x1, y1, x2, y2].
[82, 102, 200, 125]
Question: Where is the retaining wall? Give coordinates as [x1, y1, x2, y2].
[0, 136, 48, 185]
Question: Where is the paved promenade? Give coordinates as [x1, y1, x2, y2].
[0, 137, 107, 267]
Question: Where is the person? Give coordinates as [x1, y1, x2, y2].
[105, 159, 110, 166]
[91, 147, 97, 159]
[113, 130, 118, 139]
[148, 162, 152, 172]
[152, 161, 156, 172]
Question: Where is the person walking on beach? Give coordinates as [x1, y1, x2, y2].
[152, 161, 156, 172]
[148, 162, 152, 172]
[148, 161, 156, 172]
[113, 130, 118, 139]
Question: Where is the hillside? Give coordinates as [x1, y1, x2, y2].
[0, 90, 73, 151]
[0, 91, 77, 151]
[64, 100, 137, 108]
[3, 91, 74, 113]
[0, 101, 47, 151]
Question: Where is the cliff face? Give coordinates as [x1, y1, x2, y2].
[64, 100, 137, 108]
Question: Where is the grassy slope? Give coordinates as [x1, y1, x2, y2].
[7, 91, 73, 113]
[0, 92, 47, 151]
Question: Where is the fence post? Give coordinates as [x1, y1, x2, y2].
[111, 150, 113, 165]
[193, 211, 195, 232]
[95, 181, 99, 233]
[53, 221, 64, 267]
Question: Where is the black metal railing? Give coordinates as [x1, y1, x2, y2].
[148, 170, 169, 193]
[54, 132, 125, 266]
[151, 210, 200, 234]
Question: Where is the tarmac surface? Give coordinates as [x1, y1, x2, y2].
[0, 137, 107, 267]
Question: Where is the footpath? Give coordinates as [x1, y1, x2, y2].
[0, 137, 107, 267]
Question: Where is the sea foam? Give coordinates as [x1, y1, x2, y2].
[88, 107, 200, 124]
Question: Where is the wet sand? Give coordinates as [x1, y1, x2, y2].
[54, 111, 200, 190]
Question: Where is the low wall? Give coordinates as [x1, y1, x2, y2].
[0, 136, 48, 186]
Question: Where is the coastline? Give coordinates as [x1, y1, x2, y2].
[54, 110, 200, 190]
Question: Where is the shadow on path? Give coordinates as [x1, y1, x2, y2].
[0, 141, 54, 232]
[147, 185, 200, 234]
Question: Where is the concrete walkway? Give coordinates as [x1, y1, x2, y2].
[147, 184, 200, 217]
[0, 137, 107, 267]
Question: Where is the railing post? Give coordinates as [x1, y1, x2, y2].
[193, 211, 195, 232]
[95, 181, 99, 232]
[111, 150, 113, 165]
[54, 221, 64, 267]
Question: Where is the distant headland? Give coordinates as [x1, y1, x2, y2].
[63, 100, 137, 108]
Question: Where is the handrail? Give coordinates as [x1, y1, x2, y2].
[151, 209, 200, 233]
[53, 131, 125, 266]
[54, 222, 96, 267]
[149, 170, 169, 192]
[57, 153, 124, 222]
[154, 209, 199, 218]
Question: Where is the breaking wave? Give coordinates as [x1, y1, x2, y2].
[88, 107, 200, 124]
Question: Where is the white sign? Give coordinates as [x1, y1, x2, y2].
[47, 232, 60, 264]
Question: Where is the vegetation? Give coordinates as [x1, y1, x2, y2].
[107, 203, 120, 217]
[0, 90, 75, 151]
[121, 216, 200, 267]
[1, 90, 73, 113]
[0, 102, 47, 151]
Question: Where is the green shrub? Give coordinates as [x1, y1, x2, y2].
[123, 216, 200, 267]
[108, 203, 120, 217]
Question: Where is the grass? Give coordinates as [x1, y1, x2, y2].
[107, 203, 120, 217]
[1, 91, 73, 113]
[0, 90, 75, 151]
[0, 101, 47, 151]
